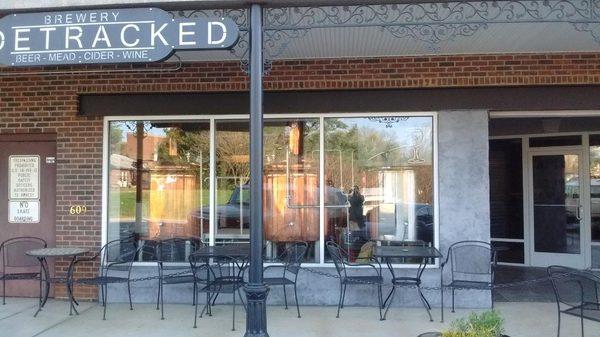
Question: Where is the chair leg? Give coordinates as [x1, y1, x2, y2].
[580, 308, 584, 337]
[341, 284, 347, 309]
[336, 283, 343, 318]
[160, 282, 165, 320]
[212, 288, 221, 306]
[283, 284, 288, 310]
[238, 289, 247, 311]
[127, 280, 133, 310]
[556, 311, 561, 337]
[441, 285, 444, 323]
[3, 278, 6, 305]
[451, 288, 455, 313]
[156, 279, 160, 310]
[193, 292, 199, 329]
[103, 284, 108, 320]
[192, 282, 197, 306]
[377, 284, 383, 321]
[294, 283, 301, 318]
[100, 283, 105, 307]
[232, 291, 236, 331]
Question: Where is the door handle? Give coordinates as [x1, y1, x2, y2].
[576, 205, 583, 221]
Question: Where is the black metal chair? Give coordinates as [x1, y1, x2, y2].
[73, 237, 140, 320]
[156, 237, 202, 320]
[548, 265, 600, 337]
[325, 241, 383, 319]
[440, 240, 497, 322]
[0, 237, 47, 305]
[382, 240, 434, 321]
[189, 253, 247, 331]
[263, 241, 308, 318]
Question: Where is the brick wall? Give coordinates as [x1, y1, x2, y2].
[1, 52, 600, 299]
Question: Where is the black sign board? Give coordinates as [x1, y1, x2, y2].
[0, 8, 239, 66]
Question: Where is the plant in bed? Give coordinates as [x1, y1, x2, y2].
[441, 310, 506, 337]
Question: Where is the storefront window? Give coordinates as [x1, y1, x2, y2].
[589, 135, 600, 243]
[108, 121, 210, 261]
[214, 119, 320, 262]
[106, 115, 436, 265]
[323, 117, 434, 262]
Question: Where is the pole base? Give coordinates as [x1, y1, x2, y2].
[244, 283, 270, 337]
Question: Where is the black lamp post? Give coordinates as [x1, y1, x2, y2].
[244, 3, 269, 337]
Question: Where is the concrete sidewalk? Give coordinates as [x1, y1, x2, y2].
[1, 298, 599, 337]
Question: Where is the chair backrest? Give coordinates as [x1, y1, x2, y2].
[447, 240, 495, 282]
[548, 265, 600, 307]
[281, 242, 308, 275]
[325, 241, 347, 278]
[158, 238, 199, 263]
[139, 239, 160, 262]
[101, 237, 138, 273]
[1, 237, 47, 269]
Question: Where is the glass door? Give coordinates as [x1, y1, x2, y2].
[528, 149, 586, 268]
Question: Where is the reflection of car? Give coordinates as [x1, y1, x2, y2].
[188, 185, 250, 239]
[365, 203, 433, 244]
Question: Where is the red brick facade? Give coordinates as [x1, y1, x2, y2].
[1, 52, 600, 299]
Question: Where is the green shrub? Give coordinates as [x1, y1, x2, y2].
[441, 311, 505, 337]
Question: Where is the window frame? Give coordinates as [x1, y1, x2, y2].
[102, 112, 439, 268]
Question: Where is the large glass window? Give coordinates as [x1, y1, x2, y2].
[108, 121, 210, 261]
[489, 139, 524, 240]
[107, 115, 436, 265]
[324, 117, 434, 262]
[214, 119, 320, 262]
[589, 135, 600, 243]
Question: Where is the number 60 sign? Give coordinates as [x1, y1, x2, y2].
[69, 205, 87, 215]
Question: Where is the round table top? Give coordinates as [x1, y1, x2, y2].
[26, 247, 90, 257]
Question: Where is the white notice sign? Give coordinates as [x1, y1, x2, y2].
[9, 155, 40, 199]
[8, 200, 40, 223]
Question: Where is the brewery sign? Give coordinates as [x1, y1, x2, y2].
[0, 8, 239, 66]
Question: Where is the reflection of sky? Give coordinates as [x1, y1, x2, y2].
[111, 121, 167, 142]
[336, 117, 432, 144]
[335, 117, 433, 154]
[112, 117, 433, 145]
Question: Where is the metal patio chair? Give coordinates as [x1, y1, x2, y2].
[325, 241, 383, 320]
[0, 237, 47, 305]
[156, 237, 202, 320]
[73, 237, 140, 320]
[189, 253, 247, 331]
[548, 265, 600, 337]
[263, 241, 308, 318]
[440, 240, 497, 322]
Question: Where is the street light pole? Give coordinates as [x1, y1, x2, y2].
[244, 3, 269, 337]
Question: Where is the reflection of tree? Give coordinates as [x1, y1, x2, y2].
[156, 128, 209, 165]
[216, 131, 250, 182]
[109, 122, 125, 153]
[324, 119, 433, 203]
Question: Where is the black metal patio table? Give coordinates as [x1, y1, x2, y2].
[373, 245, 443, 321]
[190, 244, 250, 325]
[26, 247, 89, 317]
[192, 244, 251, 260]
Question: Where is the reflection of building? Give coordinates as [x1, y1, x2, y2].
[125, 133, 166, 161]
[109, 154, 135, 188]
[264, 166, 319, 243]
[147, 165, 201, 239]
